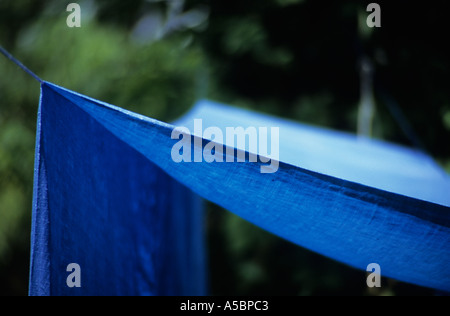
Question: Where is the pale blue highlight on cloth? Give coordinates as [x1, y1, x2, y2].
[29, 82, 450, 295]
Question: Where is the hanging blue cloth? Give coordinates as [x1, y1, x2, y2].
[29, 82, 206, 296]
[30, 81, 450, 295]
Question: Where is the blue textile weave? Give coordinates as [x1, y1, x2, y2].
[30, 81, 450, 295]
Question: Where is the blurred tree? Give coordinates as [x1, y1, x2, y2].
[0, 0, 207, 295]
[197, 0, 448, 296]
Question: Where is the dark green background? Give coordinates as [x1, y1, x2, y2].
[0, 0, 448, 295]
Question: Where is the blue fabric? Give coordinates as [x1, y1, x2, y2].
[30, 81, 450, 295]
[30, 82, 206, 296]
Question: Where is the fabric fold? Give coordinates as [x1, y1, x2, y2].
[30, 81, 450, 294]
[30, 82, 206, 296]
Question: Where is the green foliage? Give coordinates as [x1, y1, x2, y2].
[292, 92, 335, 127]
[444, 109, 450, 131]
[17, 17, 206, 121]
[0, 0, 207, 295]
[275, 0, 305, 7]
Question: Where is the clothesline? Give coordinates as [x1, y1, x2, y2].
[0, 46, 43, 83]
[2, 44, 449, 294]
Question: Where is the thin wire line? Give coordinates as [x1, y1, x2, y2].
[0, 46, 43, 83]
[374, 79, 426, 152]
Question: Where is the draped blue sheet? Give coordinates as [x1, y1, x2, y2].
[30, 81, 450, 295]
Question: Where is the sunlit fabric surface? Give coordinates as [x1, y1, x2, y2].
[30, 82, 450, 295]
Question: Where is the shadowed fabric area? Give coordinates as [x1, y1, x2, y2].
[30, 82, 450, 295]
